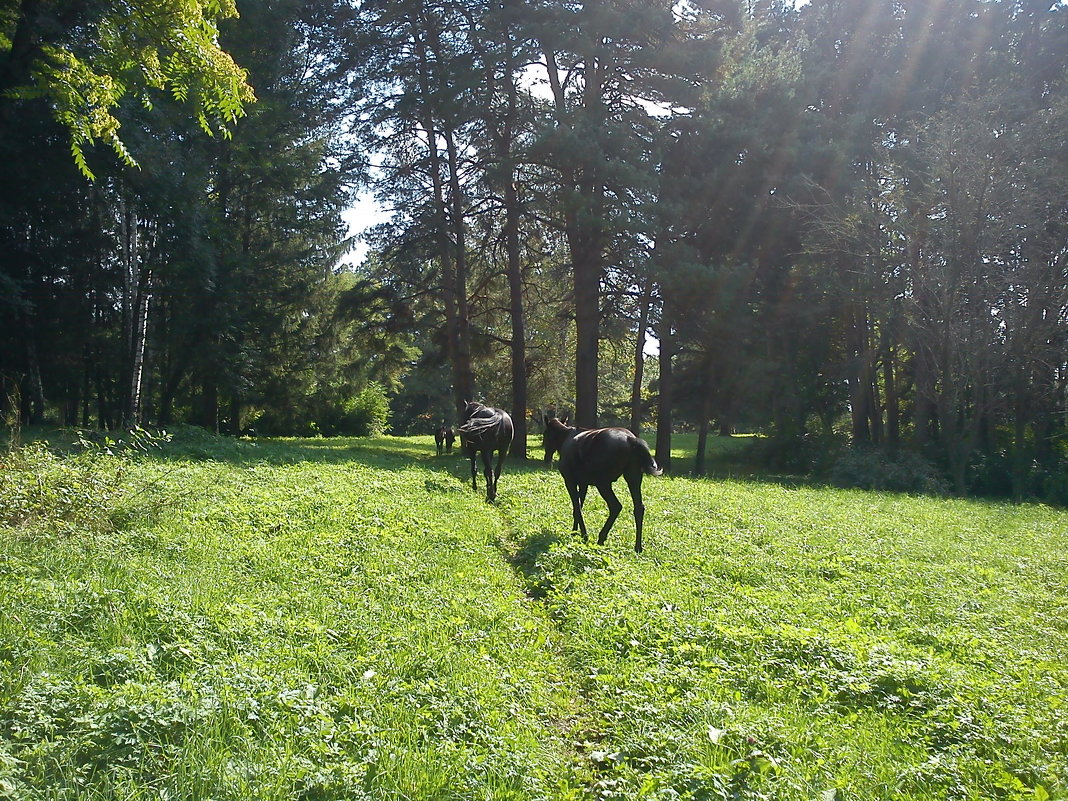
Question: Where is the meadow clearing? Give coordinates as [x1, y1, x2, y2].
[0, 429, 1065, 800]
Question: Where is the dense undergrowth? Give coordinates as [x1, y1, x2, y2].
[0, 428, 1065, 800]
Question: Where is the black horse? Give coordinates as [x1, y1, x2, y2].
[458, 401, 514, 501]
[543, 417, 662, 553]
[434, 422, 456, 455]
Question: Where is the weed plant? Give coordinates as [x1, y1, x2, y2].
[1, 430, 1065, 800]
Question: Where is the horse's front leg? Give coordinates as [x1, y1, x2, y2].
[594, 482, 623, 546]
[624, 473, 645, 553]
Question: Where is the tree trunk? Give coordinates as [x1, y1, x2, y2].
[443, 126, 475, 409]
[846, 301, 871, 446]
[495, 29, 528, 460]
[655, 293, 674, 472]
[573, 230, 601, 429]
[23, 328, 45, 424]
[412, 14, 467, 421]
[883, 343, 899, 446]
[694, 360, 714, 476]
[913, 348, 937, 449]
[1011, 386, 1029, 502]
[542, 38, 604, 429]
[119, 201, 153, 428]
[505, 176, 528, 458]
[629, 276, 654, 436]
[128, 282, 150, 427]
[95, 369, 112, 430]
[199, 377, 219, 433]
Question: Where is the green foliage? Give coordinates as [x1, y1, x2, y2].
[253, 383, 393, 438]
[313, 383, 392, 437]
[828, 448, 951, 496]
[0, 435, 166, 538]
[342, 382, 392, 437]
[3, 0, 255, 179]
[742, 433, 843, 476]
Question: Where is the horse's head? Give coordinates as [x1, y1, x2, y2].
[461, 400, 484, 421]
[542, 417, 574, 466]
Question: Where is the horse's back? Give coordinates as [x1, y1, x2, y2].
[496, 409, 514, 448]
[461, 405, 513, 451]
[561, 427, 636, 483]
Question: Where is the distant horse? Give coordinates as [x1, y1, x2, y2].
[543, 417, 662, 553]
[458, 401, 514, 502]
[434, 423, 456, 455]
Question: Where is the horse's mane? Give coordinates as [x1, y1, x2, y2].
[459, 406, 506, 435]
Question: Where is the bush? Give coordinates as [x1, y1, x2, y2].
[745, 433, 845, 475]
[0, 438, 155, 537]
[828, 447, 950, 496]
[966, 450, 1015, 498]
[1040, 468, 1068, 506]
[324, 382, 391, 436]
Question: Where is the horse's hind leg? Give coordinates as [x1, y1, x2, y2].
[625, 473, 645, 553]
[470, 454, 478, 491]
[568, 481, 588, 540]
[594, 483, 623, 546]
[481, 449, 495, 501]
[491, 447, 506, 500]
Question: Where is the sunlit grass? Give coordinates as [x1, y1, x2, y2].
[1, 430, 1065, 800]
[0, 434, 583, 799]
[497, 469, 1068, 800]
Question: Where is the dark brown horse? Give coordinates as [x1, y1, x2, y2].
[434, 422, 456, 455]
[458, 401, 514, 501]
[543, 417, 662, 552]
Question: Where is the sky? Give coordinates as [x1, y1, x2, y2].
[342, 192, 393, 265]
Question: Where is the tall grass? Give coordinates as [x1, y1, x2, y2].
[1, 430, 1065, 800]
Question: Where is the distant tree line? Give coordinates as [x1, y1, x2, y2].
[2, 0, 1066, 501]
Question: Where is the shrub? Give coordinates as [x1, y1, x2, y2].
[966, 450, 1015, 498]
[330, 382, 391, 437]
[745, 433, 845, 475]
[1, 443, 133, 537]
[828, 447, 950, 496]
[1039, 467, 1068, 506]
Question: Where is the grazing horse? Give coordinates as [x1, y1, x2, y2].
[458, 401, 514, 502]
[434, 423, 456, 455]
[543, 417, 662, 553]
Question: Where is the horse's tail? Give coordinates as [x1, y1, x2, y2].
[632, 437, 663, 476]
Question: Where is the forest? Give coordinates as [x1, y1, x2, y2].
[2, 0, 1066, 501]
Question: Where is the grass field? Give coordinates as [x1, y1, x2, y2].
[1, 429, 1065, 800]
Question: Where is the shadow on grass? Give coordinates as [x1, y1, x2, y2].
[8, 424, 817, 496]
[501, 527, 564, 599]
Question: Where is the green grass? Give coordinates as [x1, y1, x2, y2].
[1, 431, 1065, 800]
